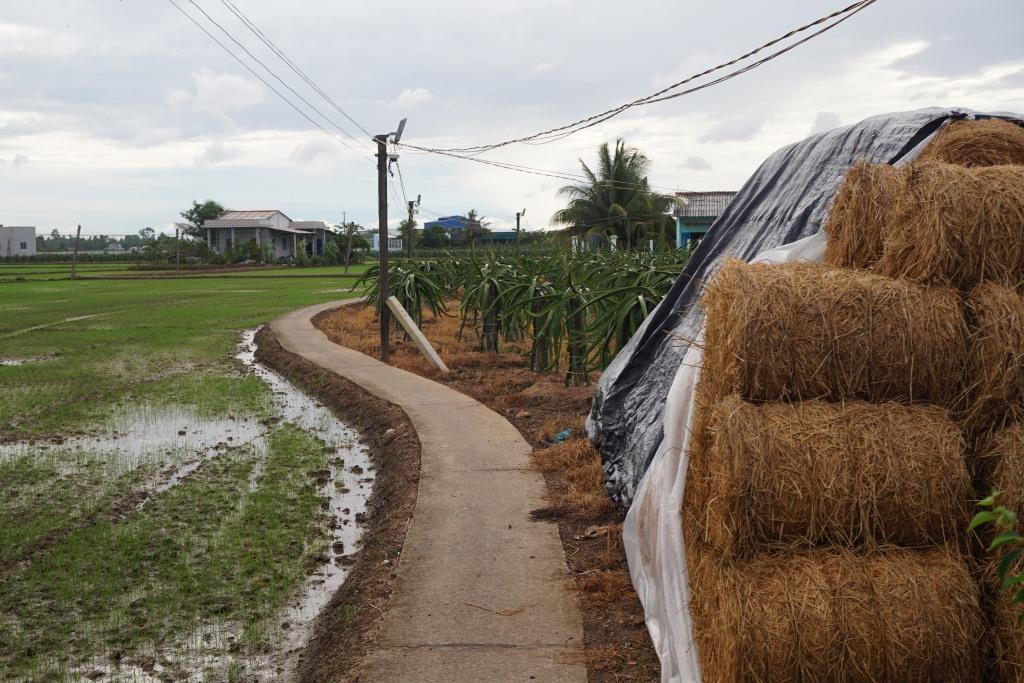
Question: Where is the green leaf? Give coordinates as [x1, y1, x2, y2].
[989, 531, 1024, 552]
[969, 510, 998, 531]
[979, 489, 1002, 508]
[1000, 548, 1024, 584]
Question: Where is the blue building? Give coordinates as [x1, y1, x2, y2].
[673, 191, 736, 247]
[423, 215, 470, 240]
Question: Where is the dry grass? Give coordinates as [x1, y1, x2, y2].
[689, 547, 983, 683]
[964, 284, 1024, 439]
[823, 162, 903, 269]
[689, 395, 970, 560]
[577, 570, 635, 607]
[918, 118, 1024, 167]
[534, 438, 616, 517]
[700, 259, 968, 407]
[875, 162, 1024, 290]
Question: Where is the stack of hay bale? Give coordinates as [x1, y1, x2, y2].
[683, 118, 1024, 682]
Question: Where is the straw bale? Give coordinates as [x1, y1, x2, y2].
[700, 260, 967, 407]
[919, 118, 1024, 168]
[823, 162, 902, 269]
[692, 395, 969, 559]
[875, 162, 1024, 290]
[964, 285, 1024, 438]
[688, 547, 983, 683]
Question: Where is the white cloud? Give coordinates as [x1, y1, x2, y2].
[289, 138, 338, 164]
[12, 154, 29, 167]
[168, 69, 266, 117]
[0, 23, 80, 56]
[809, 112, 842, 135]
[682, 156, 712, 171]
[195, 141, 238, 166]
[394, 87, 434, 107]
[698, 113, 766, 143]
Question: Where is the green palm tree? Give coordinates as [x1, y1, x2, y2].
[551, 139, 672, 250]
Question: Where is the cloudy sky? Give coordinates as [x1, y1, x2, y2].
[1, 0, 1022, 236]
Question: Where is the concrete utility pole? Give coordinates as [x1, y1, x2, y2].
[515, 208, 526, 257]
[175, 225, 182, 271]
[375, 117, 406, 363]
[71, 224, 82, 279]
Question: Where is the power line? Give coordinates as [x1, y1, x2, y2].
[419, 0, 878, 153]
[180, 0, 370, 153]
[164, 0, 370, 162]
[215, 0, 373, 138]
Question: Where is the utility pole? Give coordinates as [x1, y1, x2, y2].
[175, 225, 181, 272]
[71, 224, 82, 279]
[515, 208, 526, 257]
[406, 193, 420, 259]
[375, 118, 406, 362]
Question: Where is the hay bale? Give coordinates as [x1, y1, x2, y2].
[691, 395, 969, 559]
[875, 162, 1024, 290]
[823, 162, 903, 269]
[964, 285, 1024, 438]
[688, 547, 983, 683]
[919, 118, 1024, 168]
[700, 260, 967, 407]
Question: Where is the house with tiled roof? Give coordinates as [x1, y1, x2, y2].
[673, 191, 736, 247]
[202, 210, 331, 259]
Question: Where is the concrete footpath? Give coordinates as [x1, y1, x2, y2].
[270, 301, 586, 682]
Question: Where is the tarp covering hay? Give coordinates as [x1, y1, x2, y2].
[918, 118, 1024, 167]
[687, 548, 983, 683]
[874, 163, 1024, 290]
[593, 108, 1023, 506]
[700, 260, 967, 406]
[964, 284, 1024, 437]
[690, 395, 969, 560]
[823, 162, 902, 269]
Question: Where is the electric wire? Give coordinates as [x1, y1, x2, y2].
[216, 0, 374, 138]
[181, 0, 370, 152]
[415, 0, 878, 153]
[164, 0, 372, 161]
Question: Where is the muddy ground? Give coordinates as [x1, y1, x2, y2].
[313, 303, 660, 681]
[255, 327, 421, 683]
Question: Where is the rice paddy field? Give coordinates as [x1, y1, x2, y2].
[0, 270, 370, 681]
[0, 262, 370, 283]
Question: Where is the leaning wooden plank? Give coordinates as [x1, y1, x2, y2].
[385, 295, 450, 373]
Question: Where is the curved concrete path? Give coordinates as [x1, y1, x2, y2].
[270, 301, 586, 682]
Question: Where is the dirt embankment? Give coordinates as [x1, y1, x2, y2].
[254, 326, 420, 683]
[313, 303, 659, 681]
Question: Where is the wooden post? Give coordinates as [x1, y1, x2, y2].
[375, 134, 390, 362]
[386, 296, 449, 372]
[71, 224, 81, 279]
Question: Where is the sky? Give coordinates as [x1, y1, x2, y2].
[1, 0, 1022, 236]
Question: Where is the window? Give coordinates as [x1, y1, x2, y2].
[19, 242, 27, 250]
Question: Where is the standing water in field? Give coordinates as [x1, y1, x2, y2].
[1, 328, 374, 682]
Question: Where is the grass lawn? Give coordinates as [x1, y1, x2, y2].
[0, 275, 366, 679]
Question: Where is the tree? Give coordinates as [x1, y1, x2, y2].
[550, 139, 672, 250]
[399, 217, 417, 254]
[180, 200, 225, 238]
[420, 224, 449, 248]
[464, 209, 491, 250]
[139, 227, 155, 240]
[335, 220, 367, 273]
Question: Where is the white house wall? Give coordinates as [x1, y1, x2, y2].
[1, 227, 37, 257]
